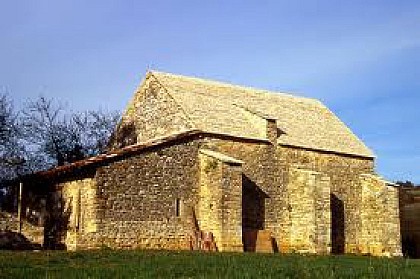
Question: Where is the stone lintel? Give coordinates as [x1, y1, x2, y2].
[199, 149, 243, 165]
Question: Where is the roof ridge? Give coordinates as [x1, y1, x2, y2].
[149, 71, 198, 130]
[150, 70, 320, 104]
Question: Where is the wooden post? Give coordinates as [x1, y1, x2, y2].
[17, 182, 23, 233]
[76, 188, 81, 232]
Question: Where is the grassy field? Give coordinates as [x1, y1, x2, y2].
[0, 250, 419, 279]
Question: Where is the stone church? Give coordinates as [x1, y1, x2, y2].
[3, 71, 402, 255]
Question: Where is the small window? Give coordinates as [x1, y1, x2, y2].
[175, 198, 181, 217]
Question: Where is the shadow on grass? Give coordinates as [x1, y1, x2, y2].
[0, 230, 42, 250]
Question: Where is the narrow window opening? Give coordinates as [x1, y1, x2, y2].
[175, 198, 181, 217]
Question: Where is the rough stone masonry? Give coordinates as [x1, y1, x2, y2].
[1, 71, 402, 256]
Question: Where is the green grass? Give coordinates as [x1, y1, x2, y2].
[0, 250, 419, 279]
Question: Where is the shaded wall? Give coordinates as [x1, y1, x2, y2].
[0, 182, 48, 248]
[242, 175, 267, 231]
[400, 187, 420, 258]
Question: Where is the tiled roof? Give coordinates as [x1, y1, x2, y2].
[150, 71, 374, 158]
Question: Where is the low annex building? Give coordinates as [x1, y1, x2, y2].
[3, 71, 402, 255]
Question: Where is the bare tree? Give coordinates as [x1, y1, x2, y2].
[0, 95, 119, 210]
[0, 94, 25, 180]
[21, 96, 120, 170]
[21, 96, 74, 168]
[72, 110, 120, 156]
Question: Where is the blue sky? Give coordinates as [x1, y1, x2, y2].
[1, 1, 419, 182]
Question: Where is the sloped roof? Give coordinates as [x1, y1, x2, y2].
[150, 71, 374, 158]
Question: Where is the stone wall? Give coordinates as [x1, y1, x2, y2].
[0, 211, 44, 246]
[0, 184, 46, 247]
[110, 74, 193, 149]
[91, 141, 199, 250]
[57, 177, 98, 250]
[198, 150, 243, 251]
[199, 138, 375, 254]
[96, 136, 278, 251]
[199, 136, 285, 248]
[286, 167, 331, 254]
[51, 136, 275, 251]
[45, 134, 401, 256]
[358, 174, 401, 256]
[277, 146, 401, 256]
[0, 211, 17, 232]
